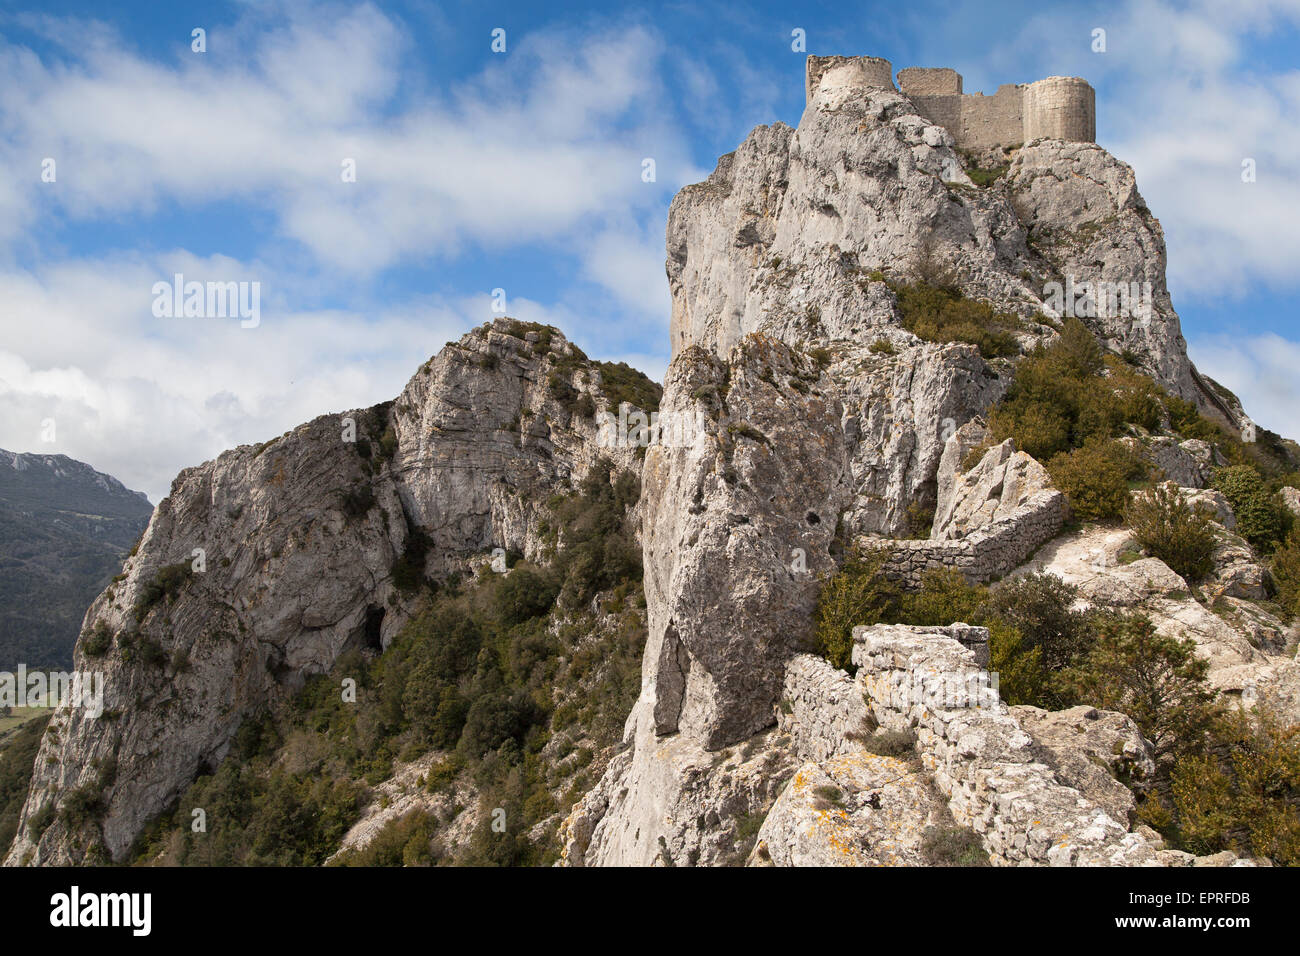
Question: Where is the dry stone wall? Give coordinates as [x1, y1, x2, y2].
[777, 654, 869, 763]
[852, 625, 1173, 865]
[875, 487, 1064, 587]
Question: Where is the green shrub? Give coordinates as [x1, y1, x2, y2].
[118, 631, 167, 667]
[133, 562, 194, 622]
[989, 572, 1092, 672]
[1126, 482, 1217, 582]
[813, 550, 901, 669]
[492, 566, 560, 629]
[1064, 614, 1217, 763]
[987, 622, 1046, 706]
[82, 622, 113, 657]
[1169, 707, 1300, 865]
[901, 569, 988, 626]
[1271, 528, 1300, 620]
[595, 361, 662, 414]
[987, 319, 1116, 459]
[331, 809, 438, 866]
[892, 283, 1021, 359]
[982, 574, 1099, 707]
[1213, 465, 1285, 550]
[1047, 436, 1143, 521]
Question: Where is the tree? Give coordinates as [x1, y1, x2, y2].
[1065, 614, 1217, 763]
[1125, 482, 1217, 582]
[813, 549, 900, 670]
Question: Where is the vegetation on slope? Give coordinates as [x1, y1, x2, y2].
[127, 460, 647, 867]
[891, 282, 1022, 359]
[813, 557, 1300, 863]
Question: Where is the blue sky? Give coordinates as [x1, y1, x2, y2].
[1, 0, 1298, 501]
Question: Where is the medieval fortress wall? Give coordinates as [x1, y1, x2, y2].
[807, 56, 1096, 151]
[876, 490, 1065, 588]
[775, 628, 1172, 866]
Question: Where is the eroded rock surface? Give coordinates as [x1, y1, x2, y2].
[6, 320, 645, 865]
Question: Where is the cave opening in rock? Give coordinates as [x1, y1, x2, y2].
[362, 606, 385, 651]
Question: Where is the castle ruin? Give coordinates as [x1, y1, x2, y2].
[805, 55, 1095, 152]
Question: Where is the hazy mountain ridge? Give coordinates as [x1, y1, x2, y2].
[0, 451, 153, 670]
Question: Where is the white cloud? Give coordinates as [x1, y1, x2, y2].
[0, 8, 692, 274]
[1187, 332, 1300, 441]
[0, 254, 474, 501]
[0, 6, 698, 497]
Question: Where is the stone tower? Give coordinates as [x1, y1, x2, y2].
[1023, 76, 1096, 142]
[806, 56, 1096, 152]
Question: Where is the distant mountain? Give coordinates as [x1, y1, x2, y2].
[0, 450, 152, 671]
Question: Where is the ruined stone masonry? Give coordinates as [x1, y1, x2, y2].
[807, 55, 1096, 152]
[851, 626, 1233, 866]
[875, 439, 1066, 587]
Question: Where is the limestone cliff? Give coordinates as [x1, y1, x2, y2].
[6, 53, 1294, 870]
[4, 320, 645, 865]
[560, 57, 1283, 867]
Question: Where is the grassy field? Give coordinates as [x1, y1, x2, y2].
[0, 707, 48, 742]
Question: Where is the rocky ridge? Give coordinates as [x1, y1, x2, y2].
[559, 58, 1296, 867]
[5, 320, 648, 865]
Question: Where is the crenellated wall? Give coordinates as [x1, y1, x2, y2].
[806, 56, 1096, 152]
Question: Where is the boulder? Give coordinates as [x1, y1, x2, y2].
[747, 753, 944, 867]
[932, 439, 1056, 541]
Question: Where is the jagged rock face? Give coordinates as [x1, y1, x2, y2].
[1129, 437, 1223, 489]
[837, 342, 1004, 536]
[748, 753, 943, 867]
[565, 67, 1233, 867]
[1006, 142, 1200, 404]
[931, 439, 1054, 541]
[1011, 705, 1155, 826]
[559, 721, 798, 867]
[666, 79, 1203, 410]
[640, 337, 848, 748]
[5, 320, 642, 865]
[1281, 487, 1300, 518]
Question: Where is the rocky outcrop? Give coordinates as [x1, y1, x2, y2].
[5, 320, 647, 865]
[1006, 142, 1204, 409]
[1016, 526, 1293, 707]
[931, 439, 1056, 540]
[1133, 437, 1223, 489]
[1010, 704, 1155, 826]
[1281, 487, 1300, 518]
[748, 753, 944, 866]
[562, 55, 1251, 867]
[934, 419, 990, 523]
[638, 337, 848, 749]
